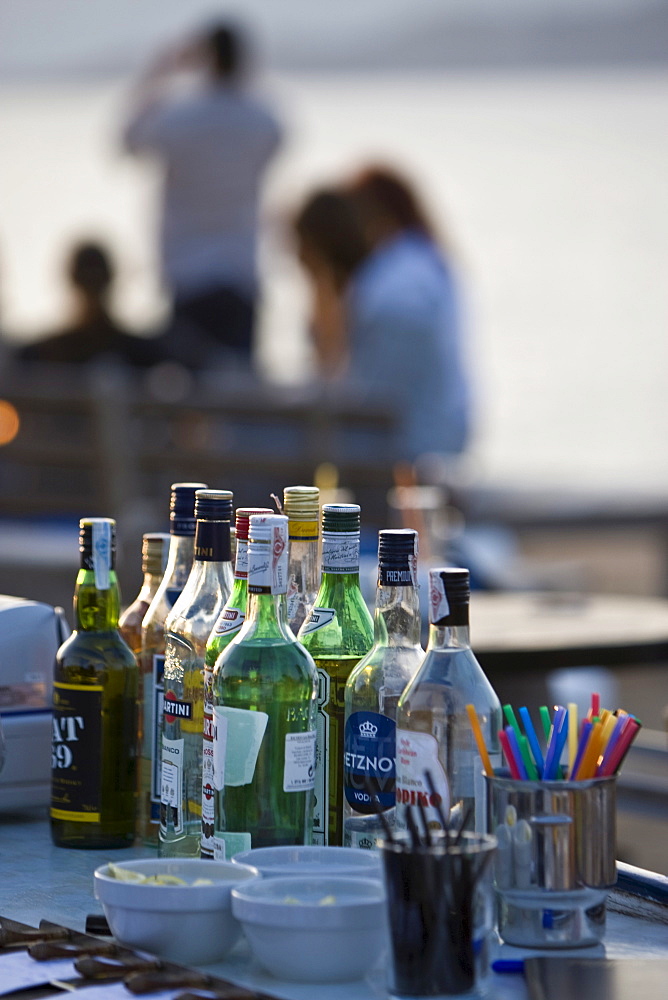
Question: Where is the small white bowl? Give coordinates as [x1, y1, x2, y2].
[94, 857, 259, 966]
[231, 844, 382, 879]
[231, 875, 387, 982]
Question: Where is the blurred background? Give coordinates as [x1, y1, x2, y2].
[0, 1, 666, 867]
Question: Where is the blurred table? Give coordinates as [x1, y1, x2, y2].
[470, 591, 668, 673]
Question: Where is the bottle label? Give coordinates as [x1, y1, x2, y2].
[234, 538, 249, 579]
[344, 711, 396, 813]
[91, 521, 111, 590]
[213, 836, 226, 861]
[248, 526, 288, 594]
[313, 668, 331, 843]
[429, 575, 451, 625]
[194, 520, 231, 563]
[50, 682, 102, 822]
[322, 532, 360, 574]
[212, 706, 268, 788]
[288, 520, 319, 541]
[212, 606, 244, 638]
[150, 654, 165, 808]
[300, 607, 336, 635]
[283, 731, 317, 792]
[201, 728, 216, 857]
[160, 736, 184, 836]
[395, 728, 450, 828]
[379, 560, 418, 588]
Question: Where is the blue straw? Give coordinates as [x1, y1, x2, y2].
[543, 706, 568, 780]
[519, 706, 545, 777]
[505, 725, 528, 780]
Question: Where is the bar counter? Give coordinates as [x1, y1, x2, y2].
[1, 809, 666, 1000]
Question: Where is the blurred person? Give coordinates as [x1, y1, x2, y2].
[293, 167, 471, 463]
[15, 240, 164, 367]
[122, 21, 282, 371]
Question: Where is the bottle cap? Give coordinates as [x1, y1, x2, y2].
[79, 517, 115, 586]
[142, 532, 170, 576]
[194, 489, 234, 521]
[428, 567, 470, 626]
[170, 482, 207, 536]
[235, 507, 273, 542]
[378, 529, 418, 587]
[322, 503, 361, 533]
[283, 486, 320, 520]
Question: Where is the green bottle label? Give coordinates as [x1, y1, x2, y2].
[51, 682, 102, 822]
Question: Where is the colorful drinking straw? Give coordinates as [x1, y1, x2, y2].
[465, 704, 495, 777]
[498, 729, 522, 780]
[567, 702, 578, 775]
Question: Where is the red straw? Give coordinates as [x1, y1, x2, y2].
[599, 717, 641, 776]
[591, 692, 600, 718]
[498, 729, 523, 780]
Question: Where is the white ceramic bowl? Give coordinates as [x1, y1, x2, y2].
[231, 875, 387, 982]
[94, 857, 259, 966]
[231, 844, 382, 879]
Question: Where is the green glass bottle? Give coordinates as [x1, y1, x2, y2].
[297, 503, 374, 846]
[159, 490, 234, 858]
[202, 506, 271, 858]
[343, 529, 424, 849]
[137, 483, 206, 845]
[212, 513, 318, 858]
[396, 567, 502, 833]
[51, 517, 138, 849]
[283, 485, 320, 634]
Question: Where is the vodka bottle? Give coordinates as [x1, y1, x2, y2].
[298, 504, 374, 845]
[51, 518, 138, 848]
[283, 485, 320, 633]
[159, 489, 233, 857]
[137, 483, 206, 844]
[201, 506, 271, 857]
[119, 532, 169, 654]
[343, 529, 424, 849]
[212, 514, 318, 857]
[395, 567, 502, 833]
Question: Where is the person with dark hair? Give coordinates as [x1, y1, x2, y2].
[16, 240, 163, 367]
[122, 21, 282, 370]
[294, 166, 471, 462]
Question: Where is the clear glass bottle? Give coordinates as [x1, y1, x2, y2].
[51, 517, 138, 848]
[201, 506, 271, 858]
[343, 529, 424, 849]
[137, 482, 206, 845]
[283, 485, 320, 634]
[159, 489, 234, 857]
[396, 567, 502, 833]
[119, 532, 169, 654]
[212, 513, 318, 858]
[297, 503, 374, 846]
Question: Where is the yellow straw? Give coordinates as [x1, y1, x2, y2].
[600, 712, 617, 751]
[568, 702, 578, 776]
[466, 703, 495, 777]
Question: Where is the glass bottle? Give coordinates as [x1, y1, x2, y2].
[137, 482, 206, 845]
[119, 532, 169, 654]
[51, 517, 138, 849]
[297, 503, 374, 846]
[343, 529, 424, 849]
[395, 567, 502, 833]
[201, 506, 271, 858]
[159, 489, 234, 857]
[283, 485, 320, 634]
[212, 513, 318, 858]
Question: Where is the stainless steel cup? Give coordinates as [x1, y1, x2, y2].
[486, 774, 617, 948]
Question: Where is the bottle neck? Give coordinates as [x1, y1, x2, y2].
[193, 518, 232, 563]
[74, 569, 121, 630]
[427, 622, 471, 651]
[374, 584, 422, 646]
[243, 590, 292, 640]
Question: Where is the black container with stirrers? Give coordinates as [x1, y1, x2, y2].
[370, 773, 497, 998]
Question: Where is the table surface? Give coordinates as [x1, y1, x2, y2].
[1, 810, 667, 1000]
[470, 591, 668, 670]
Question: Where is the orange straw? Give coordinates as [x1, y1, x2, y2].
[466, 704, 495, 777]
[574, 719, 605, 779]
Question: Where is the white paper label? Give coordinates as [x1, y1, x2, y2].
[395, 728, 450, 828]
[92, 520, 111, 590]
[300, 607, 336, 635]
[213, 711, 228, 791]
[322, 532, 360, 574]
[160, 736, 184, 835]
[429, 572, 450, 623]
[213, 606, 245, 637]
[283, 730, 317, 792]
[213, 837, 227, 860]
[213, 705, 268, 786]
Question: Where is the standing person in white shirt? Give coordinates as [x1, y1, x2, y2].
[123, 22, 282, 371]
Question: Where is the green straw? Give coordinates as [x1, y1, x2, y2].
[519, 734, 539, 780]
[539, 705, 552, 742]
[503, 704, 523, 743]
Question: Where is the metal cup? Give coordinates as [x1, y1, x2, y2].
[486, 774, 617, 948]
